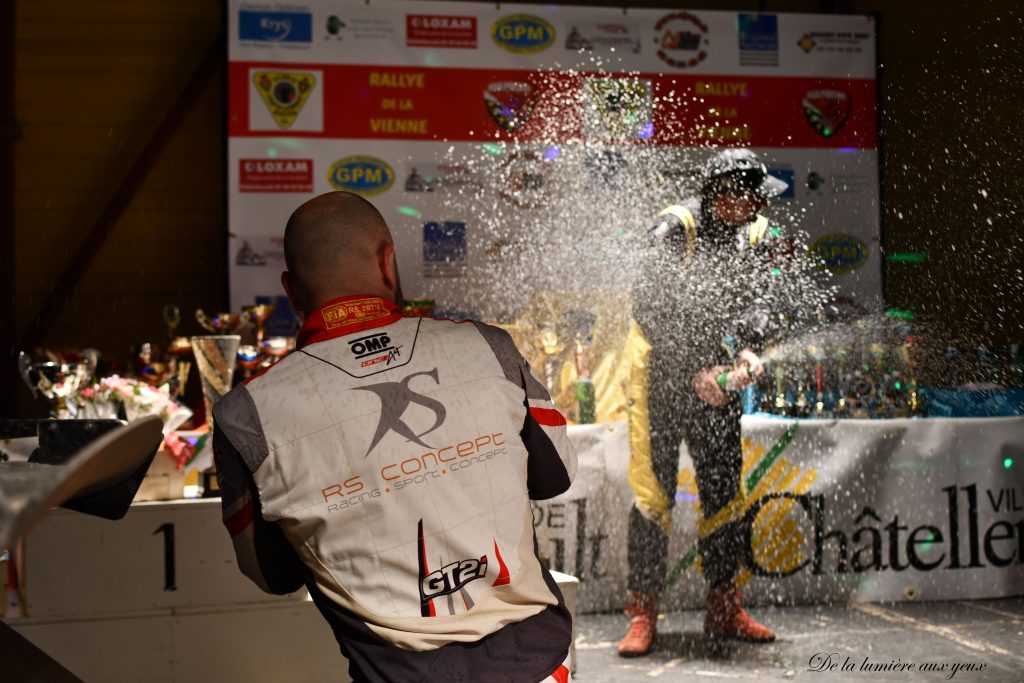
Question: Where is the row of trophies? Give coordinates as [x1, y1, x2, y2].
[752, 342, 923, 419]
[18, 303, 296, 427]
[751, 341, 1024, 420]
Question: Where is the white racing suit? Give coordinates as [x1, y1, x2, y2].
[213, 295, 577, 683]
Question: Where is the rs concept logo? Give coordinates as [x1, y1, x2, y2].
[491, 15, 555, 54]
[355, 369, 446, 456]
[238, 11, 313, 43]
[328, 156, 395, 197]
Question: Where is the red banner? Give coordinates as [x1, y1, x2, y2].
[230, 62, 876, 149]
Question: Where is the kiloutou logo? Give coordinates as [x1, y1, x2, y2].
[355, 368, 446, 456]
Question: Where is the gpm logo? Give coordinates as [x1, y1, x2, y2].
[491, 15, 555, 54]
[809, 233, 868, 274]
[327, 156, 395, 197]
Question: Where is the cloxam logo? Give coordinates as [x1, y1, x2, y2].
[348, 332, 402, 368]
[355, 369, 446, 456]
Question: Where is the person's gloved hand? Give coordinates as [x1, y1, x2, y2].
[737, 349, 764, 380]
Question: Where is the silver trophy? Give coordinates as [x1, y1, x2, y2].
[18, 350, 98, 418]
[189, 336, 241, 429]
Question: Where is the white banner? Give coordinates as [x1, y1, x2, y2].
[227, 1, 881, 324]
[536, 417, 1024, 612]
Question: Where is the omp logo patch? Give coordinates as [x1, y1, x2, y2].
[491, 15, 555, 54]
[328, 156, 395, 196]
[355, 369, 446, 455]
[349, 332, 402, 367]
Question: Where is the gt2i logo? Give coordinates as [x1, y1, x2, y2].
[421, 557, 488, 600]
[349, 332, 402, 368]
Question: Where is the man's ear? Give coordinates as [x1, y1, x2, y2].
[281, 271, 302, 315]
[380, 243, 398, 293]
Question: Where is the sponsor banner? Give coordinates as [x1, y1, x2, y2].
[491, 14, 556, 54]
[326, 155, 395, 197]
[738, 13, 779, 67]
[227, 140, 881, 313]
[407, 14, 477, 49]
[534, 417, 1024, 612]
[227, 1, 880, 314]
[229, 2, 876, 79]
[238, 8, 313, 45]
[564, 21, 641, 54]
[239, 158, 313, 193]
[423, 220, 468, 279]
[230, 63, 877, 149]
[247, 68, 323, 132]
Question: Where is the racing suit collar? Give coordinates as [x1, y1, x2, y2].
[297, 295, 403, 349]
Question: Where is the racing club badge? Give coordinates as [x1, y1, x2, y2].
[252, 71, 316, 130]
[582, 78, 652, 140]
[654, 12, 709, 69]
[802, 89, 850, 138]
[483, 81, 535, 132]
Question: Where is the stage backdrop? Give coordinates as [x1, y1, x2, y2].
[227, 1, 880, 328]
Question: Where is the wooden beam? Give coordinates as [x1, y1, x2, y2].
[1, 0, 17, 418]
[16, 24, 225, 353]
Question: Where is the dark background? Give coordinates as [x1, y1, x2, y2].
[3, 0, 1022, 417]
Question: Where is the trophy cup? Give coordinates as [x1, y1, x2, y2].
[537, 322, 565, 395]
[195, 309, 245, 335]
[190, 334, 240, 497]
[236, 344, 263, 379]
[567, 310, 597, 424]
[164, 304, 181, 341]
[18, 349, 98, 418]
[244, 303, 275, 345]
[167, 336, 193, 398]
[260, 336, 294, 368]
[134, 342, 174, 388]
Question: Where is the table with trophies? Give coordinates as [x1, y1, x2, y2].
[3, 297, 1023, 678]
[2, 299, 576, 682]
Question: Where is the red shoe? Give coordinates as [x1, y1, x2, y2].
[704, 582, 776, 643]
[617, 591, 658, 657]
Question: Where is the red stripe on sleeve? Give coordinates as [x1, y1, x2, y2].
[529, 407, 567, 427]
[550, 664, 570, 683]
[225, 498, 254, 537]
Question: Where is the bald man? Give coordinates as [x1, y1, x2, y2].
[213, 192, 577, 683]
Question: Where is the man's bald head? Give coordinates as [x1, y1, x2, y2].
[281, 192, 402, 314]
